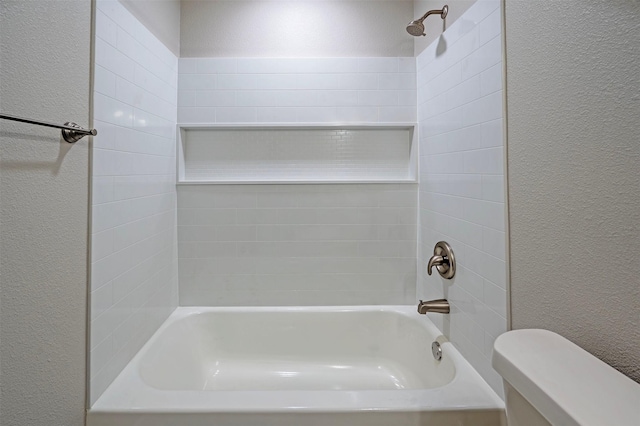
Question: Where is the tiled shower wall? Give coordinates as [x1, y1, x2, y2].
[177, 58, 418, 306]
[416, 0, 506, 396]
[178, 184, 417, 305]
[177, 57, 417, 123]
[90, 0, 178, 404]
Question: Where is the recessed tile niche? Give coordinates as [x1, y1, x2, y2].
[177, 124, 417, 184]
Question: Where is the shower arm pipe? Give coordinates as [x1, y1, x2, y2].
[0, 112, 97, 143]
[416, 5, 448, 23]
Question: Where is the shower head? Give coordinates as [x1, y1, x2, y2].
[406, 5, 448, 37]
[406, 21, 426, 37]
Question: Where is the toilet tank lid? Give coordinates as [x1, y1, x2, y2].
[492, 329, 640, 426]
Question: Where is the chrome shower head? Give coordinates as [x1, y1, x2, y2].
[406, 4, 448, 37]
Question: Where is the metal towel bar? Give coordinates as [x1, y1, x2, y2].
[0, 113, 97, 143]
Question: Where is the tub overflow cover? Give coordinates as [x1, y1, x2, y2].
[432, 341, 442, 361]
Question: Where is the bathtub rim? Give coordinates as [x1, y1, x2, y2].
[90, 305, 504, 414]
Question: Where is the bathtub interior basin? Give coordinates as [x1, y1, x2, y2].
[139, 308, 455, 392]
[88, 306, 504, 426]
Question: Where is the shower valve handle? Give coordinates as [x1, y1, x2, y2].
[427, 241, 456, 279]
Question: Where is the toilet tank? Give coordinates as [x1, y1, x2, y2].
[492, 329, 640, 426]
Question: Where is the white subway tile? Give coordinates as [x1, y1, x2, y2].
[92, 228, 115, 262]
[358, 91, 398, 106]
[195, 91, 236, 107]
[95, 9, 117, 46]
[95, 39, 135, 82]
[216, 225, 257, 242]
[195, 58, 237, 74]
[398, 57, 416, 73]
[132, 109, 173, 139]
[236, 58, 286, 74]
[178, 91, 196, 107]
[476, 300, 507, 337]
[463, 198, 505, 231]
[178, 241, 238, 258]
[461, 90, 503, 127]
[480, 118, 504, 148]
[114, 77, 139, 106]
[398, 90, 417, 106]
[178, 58, 197, 74]
[456, 74, 482, 106]
[275, 90, 319, 107]
[358, 58, 398, 73]
[318, 58, 361, 74]
[316, 91, 359, 107]
[467, 317, 487, 352]
[483, 279, 507, 318]
[479, 8, 502, 45]
[178, 189, 256, 209]
[334, 107, 378, 122]
[256, 107, 297, 123]
[91, 119, 117, 150]
[233, 208, 280, 225]
[451, 124, 483, 152]
[462, 35, 502, 80]
[378, 74, 416, 90]
[215, 107, 257, 123]
[178, 208, 236, 226]
[115, 25, 141, 61]
[94, 93, 134, 128]
[255, 74, 299, 90]
[92, 176, 115, 205]
[449, 28, 481, 68]
[178, 107, 216, 123]
[481, 175, 505, 203]
[480, 63, 502, 96]
[254, 192, 298, 208]
[459, 266, 486, 301]
[235, 91, 279, 107]
[425, 152, 465, 174]
[299, 106, 346, 123]
[135, 65, 176, 105]
[448, 174, 482, 199]
[463, 147, 504, 175]
[97, 1, 137, 38]
[378, 106, 417, 122]
[217, 74, 258, 90]
[483, 227, 506, 260]
[94, 65, 117, 98]
[178, 74, 217, 91]
[449, 217, 483, 250]
[377, 224, 417, 241]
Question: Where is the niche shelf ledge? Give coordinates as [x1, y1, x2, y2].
[177, 123, 418, 185]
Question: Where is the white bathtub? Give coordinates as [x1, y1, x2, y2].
[88, 306, 505, 426]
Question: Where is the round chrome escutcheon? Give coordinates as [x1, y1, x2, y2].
[432, 341, 443, 361]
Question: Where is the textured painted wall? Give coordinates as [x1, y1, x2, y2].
[0, 1, 91, 425]
[119, 0, 181, 55]
[180, 0, 414, 57]
[505, 0, 640, 382]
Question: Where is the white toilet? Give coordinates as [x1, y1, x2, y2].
[492, 329, 640, 426]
